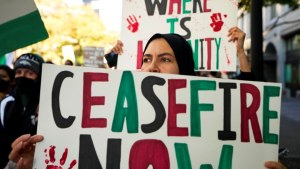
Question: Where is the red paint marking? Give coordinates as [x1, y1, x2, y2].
[60, 148, 68, 165]
[68, 160, 77, 169]
[224, 46, 231, 64]
[49, 145, 56, 163]
[43, 145, 77, 168]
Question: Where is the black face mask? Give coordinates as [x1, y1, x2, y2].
[15, 77, 40, 97]
[0, 79, 10, 92]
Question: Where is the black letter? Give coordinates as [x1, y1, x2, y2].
[218, 83, 237, 140]
[199, 39, 205, 69]
[52, 71, 75, 128]
[193, 0, 203, 13]
[107, 139, 122, 169]
[144, 0, 168, 16]
[180, 17, 191, 39]
[141, 76, 166, 133]
[79, 135, 102, 169]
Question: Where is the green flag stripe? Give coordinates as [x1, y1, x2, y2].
[0, 55, 6, 65]
[0, 10, 48, 56]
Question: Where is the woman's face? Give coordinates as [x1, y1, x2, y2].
[141, 38, 179, 74]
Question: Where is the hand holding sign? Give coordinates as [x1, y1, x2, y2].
[8, 134, 43, 169]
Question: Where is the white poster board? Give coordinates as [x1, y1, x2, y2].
[33, 64, 282, 169]
[117, 0, 238, 71]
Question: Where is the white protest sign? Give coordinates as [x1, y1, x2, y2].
[34, 64, 281, 169]
[117, 0, 238, 71]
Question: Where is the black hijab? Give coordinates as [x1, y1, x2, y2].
[143, 33, 195, 76]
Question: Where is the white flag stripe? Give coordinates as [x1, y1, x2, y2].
[0, 0, 37, 24]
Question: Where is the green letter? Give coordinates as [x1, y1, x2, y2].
[112, 71, 138, 133]
[190, 80, 216, 136]
[214, 38, 221, 69]
[175, 143, 192, 169]
[188, 39, 199, 70]
[218, 145, 233, 169]
[263, 86, 280, 144]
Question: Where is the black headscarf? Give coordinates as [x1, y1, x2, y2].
[143, 33, 195, 76]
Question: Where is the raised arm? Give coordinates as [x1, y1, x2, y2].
[228, 26, 251, 73]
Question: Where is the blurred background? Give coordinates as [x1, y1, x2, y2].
[0, 1, 299, 167]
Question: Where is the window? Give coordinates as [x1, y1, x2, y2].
[285, 64, 291, 83]
[286, 33, 300, 52]
[270, 5, 277, 20]
[298, 62, 300, 85]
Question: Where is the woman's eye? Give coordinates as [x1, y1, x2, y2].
[161, 58, 171, 62]
[143, 57, 151, 63]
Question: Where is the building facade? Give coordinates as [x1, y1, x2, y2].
[238, 4, 300, 98]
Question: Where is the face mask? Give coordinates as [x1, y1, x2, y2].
[0, 79, 10, 92]
[15, 77, 39, 96]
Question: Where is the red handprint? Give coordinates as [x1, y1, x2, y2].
[210, 13, 225, 32]
[44, 145, 77, 169]
[127, 15, 139, 33]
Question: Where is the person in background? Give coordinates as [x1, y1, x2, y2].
[5, 33, 285, 169]
[64, 59, 74, 66]
[104, 40, 123, 68]
[0, 65, 15, 169]
[0, 65, 15, 101]
[1, 53, 44, 169]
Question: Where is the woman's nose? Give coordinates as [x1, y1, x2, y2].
[147, 61, 160, 73]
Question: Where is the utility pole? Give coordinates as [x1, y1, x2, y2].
[251, 0, 264, 81]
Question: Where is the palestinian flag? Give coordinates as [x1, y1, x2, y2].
[0, 54, 6, 64]
[0, 0, 49, 56]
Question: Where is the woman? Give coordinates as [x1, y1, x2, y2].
[6, 33, 285, 169]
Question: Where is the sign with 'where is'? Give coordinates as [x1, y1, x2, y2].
[118, 0, 238, 71]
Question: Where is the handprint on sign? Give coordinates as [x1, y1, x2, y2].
[44, 145, 77, 169]
[127, 15, 139, 33]
[210, 13, 226, 32]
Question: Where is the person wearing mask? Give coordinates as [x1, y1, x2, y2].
[5, 34, 285, 169]
[1, 53, 44, 169]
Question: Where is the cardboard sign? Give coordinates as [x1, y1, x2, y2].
[117, 0, 238, 71]
[83, 46, 106, 68]
[34, 64, 281, 169]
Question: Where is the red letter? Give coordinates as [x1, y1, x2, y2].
[82, 72, 108, 128]
[205, 38, 214, 70]
[169, 0, 182, 14]
[203, 0, 211, 12]
[136, 40, 143, 69]
[240, 84, 263, 143]
[168, 79, 188, 136]
[129, 139, 170, 169]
